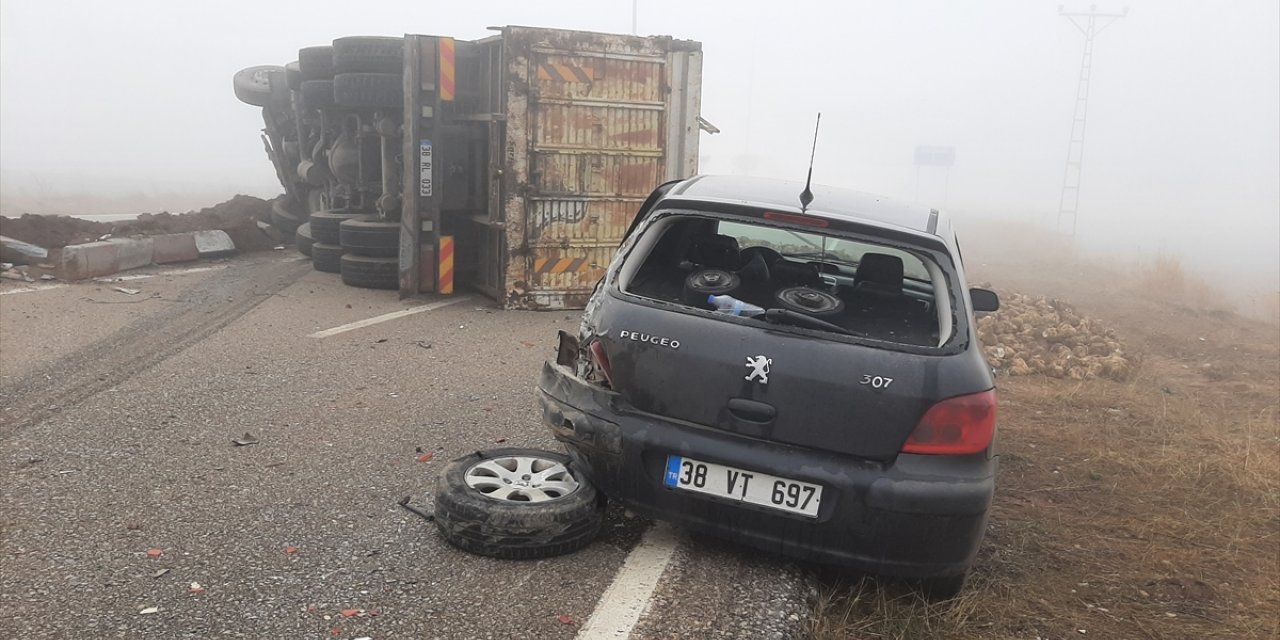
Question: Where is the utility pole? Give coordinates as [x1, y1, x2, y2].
[1057, 4, 1127, 238]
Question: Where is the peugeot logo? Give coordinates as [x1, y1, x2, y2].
[745, 355, 772, 384]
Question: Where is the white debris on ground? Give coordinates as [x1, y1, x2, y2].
[977, 292, 1132, 380]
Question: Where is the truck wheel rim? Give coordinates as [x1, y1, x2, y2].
[464, 456, 580, 503]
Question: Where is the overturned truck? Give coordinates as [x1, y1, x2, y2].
[234, 27, 705, 309]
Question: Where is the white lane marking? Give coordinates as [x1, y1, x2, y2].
[578, 522, 681, 640]
[308, 297, 470, 339]
[0, 283, 66, 296]
[96, 265, 229, 282]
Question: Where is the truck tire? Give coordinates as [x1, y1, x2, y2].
[311, 242, 342, 273]
[333, 73, 403, 109]
[433, 449, 605, 560]
[332, 36, 403, 74]
[309, 210, 363, 245]
[339, 254, 398, 289]
[295, 222, 314, 258]
[299, 80, 335, 111]
[298, 45, 335, 80]
[270, 198, 304, 234]
[339, 216, 399, 258]
[233, 65, 284, 107]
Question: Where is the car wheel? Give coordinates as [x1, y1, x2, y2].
[309, 210, 363, 245]
[299, 79, 335, 111]
[332, 36, 403, 74]
[433, 448, 605, 559]
[311, 242, 342, 273]
[340, 216, 399, 258]
[298, 45, 335, 80]
[295, 222, 314, 258]
[233, 65, 284, 107]
[333, 73, 403, 109]
[270, 197, 304, 235]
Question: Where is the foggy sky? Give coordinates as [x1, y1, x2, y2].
[2, 0, 1277, 285]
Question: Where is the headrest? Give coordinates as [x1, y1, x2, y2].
[853, 253, 904, 296]
[687, 234, 740, 269]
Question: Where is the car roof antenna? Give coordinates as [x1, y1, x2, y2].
[799, 112, 821, 213]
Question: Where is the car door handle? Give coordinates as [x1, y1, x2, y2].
[727, 398, 776, 423]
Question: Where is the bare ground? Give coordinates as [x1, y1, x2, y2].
[812, 224, 1280, 639]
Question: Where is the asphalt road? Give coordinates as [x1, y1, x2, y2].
[0, 253, 810, 639]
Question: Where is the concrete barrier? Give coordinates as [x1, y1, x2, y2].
[194, 230, 236, 258]
[108, 238, 155, 271]
[50, 231, 237, 281]
[152, 234, 199, 264]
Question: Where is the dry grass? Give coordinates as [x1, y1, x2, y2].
[811, 251, 1280, 639]
[1137, 253, 1232, 314]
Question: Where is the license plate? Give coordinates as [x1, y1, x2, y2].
[663, 456, 822, 517]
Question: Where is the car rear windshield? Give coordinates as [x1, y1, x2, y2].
[618, 214, 952, 347]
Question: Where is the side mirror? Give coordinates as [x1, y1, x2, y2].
[970, 288, 1000, 313]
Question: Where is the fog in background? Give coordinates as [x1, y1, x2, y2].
[2, 0, 1277, 290]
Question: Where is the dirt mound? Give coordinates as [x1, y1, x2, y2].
[0, 195, 279, 252]
[978, 292, 1132, 380]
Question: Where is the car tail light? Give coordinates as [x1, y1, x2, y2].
[589, 341, 614, 386]
[901, 390, 996, 455]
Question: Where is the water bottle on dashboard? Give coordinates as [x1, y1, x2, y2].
[707, 295, 765, 317]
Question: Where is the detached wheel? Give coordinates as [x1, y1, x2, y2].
[270, 197, 304, 234]
[339, 254, 398, 290]
[312, 242, 342, 273]
[233, 65, 284, 107]
[333, 73, 403, 109]
[433, 449, 605, 559]
[298, 45, 335, 80]
[299, 79, 335, 111]
[295, 222, 314, 258]
[332, 36, 403, 74]
[309, 210, 362, 245]
[340, 216, 399, 258]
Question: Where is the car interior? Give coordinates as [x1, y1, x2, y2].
[622, 216, 944, 346]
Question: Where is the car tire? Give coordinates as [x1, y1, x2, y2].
[340, 216, 399, 258]
[918, 573, 968, 601]
[299, 80, 335, 111]
[295, 222, 314, 258]
[270, 198, 304, 235]
[298, 45, 335, 81]
[233, 65, 284, 107]
[311, 242, 342, 273]
[284, 61, 302, 91]
[333, 73, 403, 109]
[433, 448, 605, 560]
[339, 254, 398, 290]
[332, 36, 403, 74]
[309, 210, 363, 245]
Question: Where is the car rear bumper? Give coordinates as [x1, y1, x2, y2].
[538, 361, 996, 578]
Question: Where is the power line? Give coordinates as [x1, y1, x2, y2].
[1057, 4, 1128, 238]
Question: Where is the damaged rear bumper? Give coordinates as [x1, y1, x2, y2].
[537, 361, 996, 578]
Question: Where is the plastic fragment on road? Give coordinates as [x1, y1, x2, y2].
[558, 614, 575, 625]
[285, 545, 299, 555]
[232, 432, 259, 446]
[416, 453, 434, 463]
[113, 287, 141, 295]
[146, 548, 163, 559]
[139, 606, 159, 615]
[189, 582, 205, 594]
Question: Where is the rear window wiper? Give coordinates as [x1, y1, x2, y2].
[762, 308, 858, 336]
